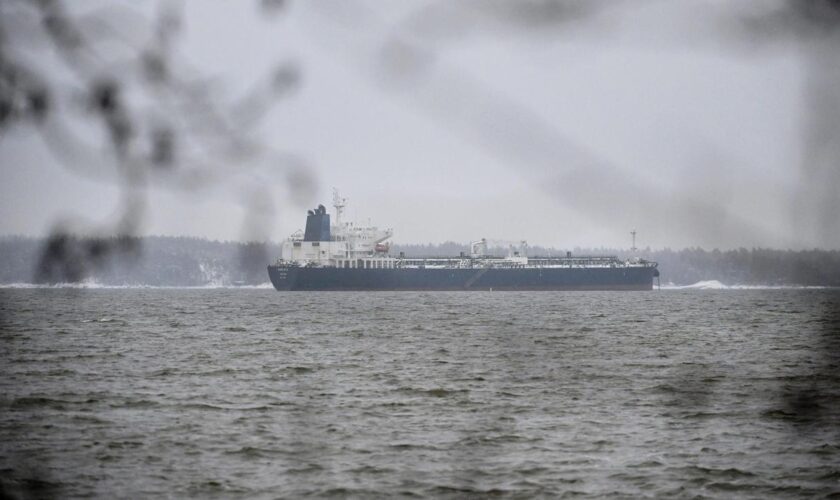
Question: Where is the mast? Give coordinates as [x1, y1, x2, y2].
[630, 229, 637, 253]
[332, 188, 346, 227]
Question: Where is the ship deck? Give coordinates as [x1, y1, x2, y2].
[391, 256, 656, 270]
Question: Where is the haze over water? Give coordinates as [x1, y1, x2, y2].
[1, 288, 838, 498]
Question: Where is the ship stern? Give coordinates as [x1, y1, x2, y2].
[267, 265, 296, 291]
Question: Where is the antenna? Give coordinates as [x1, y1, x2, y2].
[332, 188, 346, 226]
[630, 229, 637, 253]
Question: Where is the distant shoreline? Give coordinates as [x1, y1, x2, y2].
[1, 282, 837, 291]
[2, 235, 839, 287]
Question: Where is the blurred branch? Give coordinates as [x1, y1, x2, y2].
[0, 0, 315, 283]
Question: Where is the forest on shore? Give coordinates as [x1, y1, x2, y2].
[1, 236, 839, 287]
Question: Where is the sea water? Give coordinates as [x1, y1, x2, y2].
[1, 288, 838, 497]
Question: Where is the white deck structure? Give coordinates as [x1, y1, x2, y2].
[278, 191, 655, 271]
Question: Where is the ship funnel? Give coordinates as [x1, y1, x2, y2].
[304, 205, 331, 241]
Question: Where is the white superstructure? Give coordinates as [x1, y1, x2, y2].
[279, 190, 397, 268]
[277, 190, 655, 272]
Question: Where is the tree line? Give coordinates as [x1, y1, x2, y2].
[1, 236, 839, 286]
[388, 243, 840, 287]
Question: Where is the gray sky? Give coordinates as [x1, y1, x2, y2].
[1, 0, 838, 249]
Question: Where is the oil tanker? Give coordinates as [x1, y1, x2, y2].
[268, 191, 659, 291]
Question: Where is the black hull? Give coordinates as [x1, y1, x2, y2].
[268, 266, 657, 291]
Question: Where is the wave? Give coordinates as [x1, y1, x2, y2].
[662, 280, 829, 290]
[2, 280, 829, 291]
[0, 281, 275, 290]
[664, 280, 729, 290]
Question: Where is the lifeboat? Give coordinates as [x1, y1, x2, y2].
[375, 243, 389, 253]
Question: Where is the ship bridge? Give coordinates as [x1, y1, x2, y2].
[279, 190, 394, 267]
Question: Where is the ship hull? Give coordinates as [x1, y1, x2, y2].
[268, 266, 657, 291]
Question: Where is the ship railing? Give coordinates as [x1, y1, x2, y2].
[393, 256, 658, 269]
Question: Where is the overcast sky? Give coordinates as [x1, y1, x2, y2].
[1, 0, 838, 249]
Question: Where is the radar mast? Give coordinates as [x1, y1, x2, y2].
[332, 188, 346, 227]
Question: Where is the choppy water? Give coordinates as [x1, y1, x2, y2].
[1, 289, 839, 498]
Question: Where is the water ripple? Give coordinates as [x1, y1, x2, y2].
[0, 288, 838, 497]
